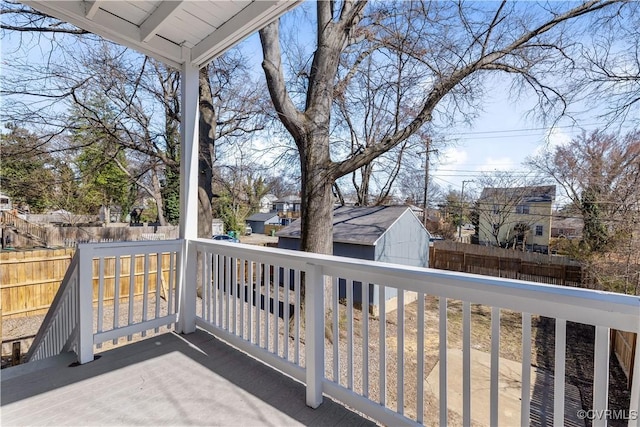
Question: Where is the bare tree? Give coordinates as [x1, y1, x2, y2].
[2, 4, 270, 234]
[529, 129, 640, 293]
[260, 0, 629, 256]
[571, 3, 640, 124]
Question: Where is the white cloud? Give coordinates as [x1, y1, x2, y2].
[477, 156, 516, 172]
[439, 146, 469, 168]
[532, 128, 572, 156]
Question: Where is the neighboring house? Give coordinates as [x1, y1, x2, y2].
[0, 193, 13, 211]
[246, 212, 281, 235]
[212, 219, 224, 236]
[277, 205, 431, 314]
[273, 195, 302, 216]
[551, 216, 584, 240]
[259, 194, 278, 213]
[477, 185, 556, 252]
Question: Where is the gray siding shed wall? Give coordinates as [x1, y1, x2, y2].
[374, 210, 429, 267]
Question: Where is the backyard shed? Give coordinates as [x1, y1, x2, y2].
[246, 212, 281, 235]
[277, 205, 431, 314]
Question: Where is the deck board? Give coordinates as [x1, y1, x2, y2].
[1, 330, 376, 426]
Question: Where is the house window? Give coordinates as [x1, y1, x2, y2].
[516, 204, 530, 214]
[535, 225, 543, 236]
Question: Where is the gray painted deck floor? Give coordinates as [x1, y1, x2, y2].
[1, 330, 376, 426]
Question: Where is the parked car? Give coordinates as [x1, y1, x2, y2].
[244, 225, 252, 236]
[212, 234, 239, 243]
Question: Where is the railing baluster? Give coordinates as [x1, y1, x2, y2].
[154, 252, 162, 333]
[240, 258, 245, 338]
[97, 258, 105, 349]
[380, 285, 386, 406]
[248, 261, 254, 342]
[439, 297, 447, 426]
[214, 253, 222, 325]
[593, 325, 610, 427]
[227, 256, 232, 331]
[554, 318, 567, 427]
[273, 265, 279, 355]
[255, 262, 261, 344]
[113, 256, 121, 345]
[203, 251, 210, 323]
[362, 282, 369, 398]
[284, 268, 290, 360]
[265, 263, 270, 351]
[219, 255, 226, 327]
[463, 301, 471, 426]
[127, 254, 135, 340]
[397, 290, 404, 415]
[347, 279, 354, 390]
[333, 276, 339, 382]
[142, 254, 150, 337]
[231, 256, 237, 335]
[294, 269, 300, 363]
[491, 307, 500, 427]
[168, 252, 175, 324]
[521, 313, 532, 427]
[417, 292, 425, 424]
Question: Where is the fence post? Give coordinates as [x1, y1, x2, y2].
[305, 263, 324, 408]
[77, 244, 94, 364]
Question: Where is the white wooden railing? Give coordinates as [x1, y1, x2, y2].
[27, 239, 640, 426]
[189, 238, 640, 427]
[26, 251, 80, 361]
[28, 240, 182, 364]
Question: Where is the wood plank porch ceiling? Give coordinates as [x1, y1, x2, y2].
[22, 0, 301, 68]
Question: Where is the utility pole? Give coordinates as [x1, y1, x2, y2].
[459, 180, 473, 239]
[419, 137, 438, 229]
[422, 137, 431, 228]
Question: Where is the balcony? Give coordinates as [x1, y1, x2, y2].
[2, 239, 639, 426]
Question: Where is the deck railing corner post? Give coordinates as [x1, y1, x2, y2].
[177, 239, 197, 334]
[305, 263, 325, 409]
[77, 244, 94, 364]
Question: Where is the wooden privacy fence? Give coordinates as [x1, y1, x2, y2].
[429, 241, 638, 389]
[612, 330, 637, 389]
[1, 248, 174, 321]
[429, 241, 582, 286]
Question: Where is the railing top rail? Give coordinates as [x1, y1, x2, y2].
[191, 238, 640, 332]
[78, 239, 183, 256]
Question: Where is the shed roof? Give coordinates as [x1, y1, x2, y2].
[247, 212, 280, 222]
[276, 205, 417, 246]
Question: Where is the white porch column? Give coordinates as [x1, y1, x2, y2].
[177, 46, 198, 334]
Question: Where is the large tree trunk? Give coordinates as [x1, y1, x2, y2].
[151, 167, 168, 226]
[197, 65, 216, 297]
[298, 165, 335, 255]
[198, 64, 216, 239]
